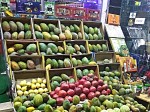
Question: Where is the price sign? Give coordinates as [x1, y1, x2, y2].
[134, 18, 145, 25]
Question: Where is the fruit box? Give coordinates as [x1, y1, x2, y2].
[1, 17, 34, 40]
[95, 52, 116, 64]
[37, 40, 66, 55]
[82, 21, 104, 40]
[5, 40, 39, 61]
[75, 65, 100, 80]
[33, 19, 61, 40]
[46, 67, 77, 91]
[71, 53, 94, 67]
[60, 20, 84, 40]
[8, 55, 44, 76]
[43, 54, 72, 68]
[12, 69, 49, 96]
[65, 40, 90, 54]
[88, 40, 109, 52]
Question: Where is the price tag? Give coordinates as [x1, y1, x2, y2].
[134, 18, 145, 24]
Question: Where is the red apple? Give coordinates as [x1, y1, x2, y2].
[88, 73, 94, 78]
[58, 90, 67, 97]
[83, 81, 91, 88]
[65, 96, 73, 102]
[95, 91, 101, 97]
[69, 83, 76, 89]
[102, 84, 108, 90]
[78, 85, 83, 89]
[98, 79, 104, 86]
[80, 93, 86, 101]
[55, 87, 61, 93]
[82, 76, 88, 79]
[79, 79, 86, 85]
[92, 80, 98, 87]
[88, 92, 95, 100]
[83, 88, 90, 95]
[101, 90, 108, 95]
[50, 91, 55, 97]
[67, 89, 75, 97]
[75, 87, 82, 95]
[61, 83, 69, 91]
[97, 85, 103, 92]
[53, 94, 59, 99]
[107, 89, 111, 94]
[56, 97, 64, 106]
[90, 86, 96, 92]
[93, 76, 99, 81]
[75, 82, 79, 86]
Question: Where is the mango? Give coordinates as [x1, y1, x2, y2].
[89, 27, 94, 34]
[25, 31, 32, 39]
[9, 21, 17, 32]
[35, 31, 43, 39]
[48, 24, 56, 31]
[3, 32, 11, 39]
[64, 58, 72, 68]
[73, 95, 80, 105]
[24, 23, 30, 31]
[18, 31, 25, 39]
[16, 21, 24, 31]
[51, 35, 59, 41]
[65, 30, 72, 40]
[72, 32, 78, 40]
[74, 24, 80, 32]
[8, 47, 15, 54]
[34, 24, 42, 32]
[58, 46, 64, 53]
[78, 32, 83, 39]
[14, 44, 24, 50]
[18, 61, 27, 69]
[42, 32, 51, 40]
[40, 23, 49, 32]
[2, 21, 10, 32]
[59, 33, 66, 41]
[27, 60, 35, 69]
[12, 32, 18, 40]
[11, 61, 20, 71]
[54, 28, 60, 35]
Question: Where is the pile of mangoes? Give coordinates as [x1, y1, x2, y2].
[89, 43, 108, 53]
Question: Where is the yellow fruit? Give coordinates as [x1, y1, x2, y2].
[36, 83, 41, 88]
[20, 80, 27, 86]
[16, 85, 21, 90]
[89, 61, 97, 65]
[27, 107, 35, 112]
[24, 91, 29, 96]
[8, 47, 15, 54]
[43, 79, 46, 84]
[29, 90, 34, 94]
[21, 86, 27, 92]
[11, 61, 20, 71]
[27, 82, 31, 87]
[38, 88, 44, 94]
[44, 88, 48, 92]
[17, 90, 23, 96]
[34, 89, 38, 94]
[31, 84, 36, 89]
[65, 30, 72, 40]
[37, 78, 42, 83]
[41, 83, 46, 88]
[32, 79, 37, 84]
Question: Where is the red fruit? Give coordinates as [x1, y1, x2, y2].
[98, 79, 104, 86]
[79, 79, 86, 85]
[56, 97, 64, 106]
[97, 85, 103, 92]
[93, 76, 98, 81]
[55, 87, 61, 93]
[95, 91, 101, 97]
[69, 83, 76, 89]
[50, 91, 55, 97]
[88, 73, 94, 78]
[78, 85, 83, 89]
[90, 86, 96, 92]
[83, 81, 91, 88]
[83, 88, 90, 95]
[67, 89, 75, 97]
[92, 80, 98, 87]
[75, 82, 79, 86]
[88, 92, 95, 100]
[82, 76, 88, 79]
[101, 90, 108, 95]
[102, 84, 108, 90]
[75, 87, 82, 95]
[107, 89, 111, 94]
[80, 93, 86, 101]
[53, 94, 59, 99]
[58, 90, 67, 98]
[61, 83, 69, 91]
[65, 96, 73, 102]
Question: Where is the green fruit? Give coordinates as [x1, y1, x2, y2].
[73, 95, 80, 105]
[70, 25, 75, 32]
[61, 73, 70, 81]
[74, 44, 80, 51]
[9, 21, 17, 32]
[105, 67, 110, 72]
[17, 106, 26, 112]
[17, 49, 25, 55]
[84, 25, 89, 33]
[38, 103, 46, 110]
[91, 97, 101, 106]
[84, 33, 89, 40]
[58, 60, 64, 68]
[34, 24, 42, 32]
[54, 28, 60, 35]
[65, 26, 70, 31]
[72, 32, 78, 40]
[93, 34, 99, 40]
[16, 22, 24, 31]
[80, 45, 86, 53]
[18, 61, 27, 69]
[89, 44, 93, 51]
[58, 46, 64, 53]
[33, 94, 43, 107]
[46, 48, 53, 55]
[98, 32, 103, 40]
[82, 57, 89, 65]
[92, 45, 98, 52]
[23, 101, 33, 108]
[99, 95, 106, 102]
[102, 44, 108, 51]
[78, 32, 83, 39]
[47, 43, 58, 53]
[77, 60, 82, 66]
[69, 78, 75, 83]
[76, 69, 83, 79]
[44, 104, 53, 112]
[83, 102, 90, 111]
[94, 27, 99, 34]
[46, 58, 52, 66]
[63, 100, 71, 110]
[89, 27, 94, 34]
[52, 76, 62, 83]
[96, 44, 102, 51]
[2, 21, 10, 32]
[12, 32, 18, 40]
[89, 70, 94, 74]
[83, 69, 89, 76]
[64, 58, 72, 68]
[51, 81, 60, 90]
[42, 32, 51, 40]
[26, 44, 36, 53]
[48, 24, 56, 32]
[39, 43, 47, 52]
[47, 98, 56, 107]
[74, 24, 80, 33]
[114, 71, 121, 77]
[35, 31, 43, 39]
[28, 93, 35, 100]
[66, 46, 75, 54]
[21, 96, 27, 102]
[51, 35, 59, 41]
[61, 24, 66, 32]
[24, 23, 30, 31]
[88, 34, 93, 40]
[18, 31, 25, 39]
[40, 23, 49, 32]
[51, 59, 58, 68]
[119, 88, 126, 95]
[3, 32, 11, 39]
[14, 96, 23, 103]
[41, 93, 49, 103]
[72, 58, 78, 67]
[25, 31, 32, 39]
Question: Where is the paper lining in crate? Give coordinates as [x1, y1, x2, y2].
[60, 20, 85, 40]
[95, 52, 116, 64]
[82, 21, 104, 40]
[87, 40, 109, 53]
[65, 40, 90, 55]
[8, 55, 44, 77]
[43, 54, 72, 69]
[46, 67, 77, 92]
[12, 69, 49, 97]
[75, 65, 100, 80]
[33, 19, 61, 41]
[1, 17, 34, 40]
[37, 40, 66, 56]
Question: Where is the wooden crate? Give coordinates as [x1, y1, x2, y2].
[1, 17, 34, 40]
[37, 40, 66, 55]
[33, 19, 60, 40]
[60, 20, 84, 40]
[65, 40, 90, 54]
[75, 65, 100, 80]
[8, 55, 44, 75]
[46, 67, 77, 91]
[71, 53, 94, 67]
[44, 54, 71, 68]
[95, 52, 116, 64]
[82, 21, 104, 40]
[12, 70, 49, 96]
